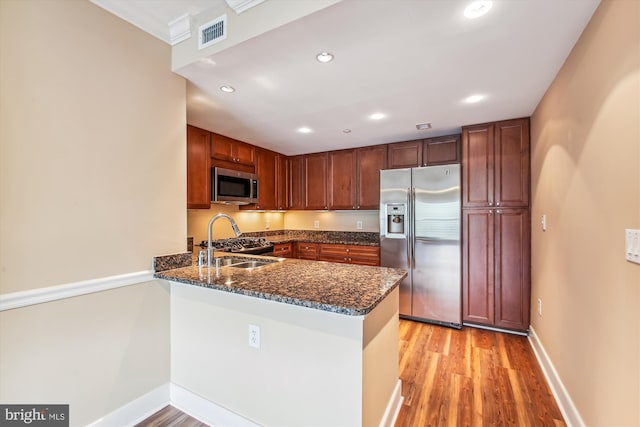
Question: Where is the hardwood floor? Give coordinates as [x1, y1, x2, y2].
[395, 319, 565, 427]
[137, 319, 564, 427]
[134, 406, 207, 427]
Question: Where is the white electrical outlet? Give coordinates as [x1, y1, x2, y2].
[356, 220, 363, 230]
[625, 229, 640, 265]
[314, 220, 320, 229]
[265, 219, 270, 230]
[541, 214, 547, 232]
[249, 324, 260, 349]
[537, 298, 543, 317]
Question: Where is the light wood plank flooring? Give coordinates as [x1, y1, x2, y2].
[395, 319, 565, 426]
[137, 319, 564, 426]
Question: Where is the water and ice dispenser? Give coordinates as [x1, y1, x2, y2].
[385, 204, 406, 237]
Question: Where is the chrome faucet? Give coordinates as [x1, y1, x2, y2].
[206, 213, 242, 267]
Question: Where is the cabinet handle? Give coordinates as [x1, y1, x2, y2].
[496, 201, 500, 206]
[489, 202, 493, 206]
[489, 210, 493, 214]
[346, 248, 350, 253]
[497, 210, 501, 214]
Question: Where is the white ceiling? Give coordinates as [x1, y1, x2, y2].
[92, 0, 601, 156]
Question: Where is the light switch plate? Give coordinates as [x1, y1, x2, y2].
[314, 220, 320, 229]
[625, 229, 640, 265]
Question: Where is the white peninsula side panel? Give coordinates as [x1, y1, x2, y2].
[170, 282, 400, 426]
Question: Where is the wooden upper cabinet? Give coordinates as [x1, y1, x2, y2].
[244, 148, 276, 210]
[462, 124, 494, 208]
[275, 155, 288, 211]
[186, 125, 211, 209]
[304, 152, 329, 210]
[462, 118, 529, 208]
[356, 145, 387, 209]
[388, 135, 460, 169]
[288, 155, 304, 210]
[211, 133, 255, 167]
[328, 149, 356, 210]
[494, 119, 529, 207]
[387, 140, 423, 169]
[424, 134, 460, 165]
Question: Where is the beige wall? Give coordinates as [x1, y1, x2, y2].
[0, 1, 185, 425]
[530, 0, 640, 425]
[187, 206, 378, 244]
[285, 210, 379, 232]
[187, 205, 285, 243]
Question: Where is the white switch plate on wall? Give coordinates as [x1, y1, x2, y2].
[625, 229, 640, 265]
[314, 220, 320, 229]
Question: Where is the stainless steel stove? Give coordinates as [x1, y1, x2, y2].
[198, 237, 274, 255]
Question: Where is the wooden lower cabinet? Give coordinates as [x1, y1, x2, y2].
[273, 242, 293, 258]
[296, 242, 319, 260]
[318, 244, 380, 266]
[462, 208, 530, 332]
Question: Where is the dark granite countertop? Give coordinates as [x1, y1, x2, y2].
[245, 230, 380, 247]
[154, 253, 406, 316]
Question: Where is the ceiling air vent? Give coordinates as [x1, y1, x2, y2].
[198, 14, 227, 50]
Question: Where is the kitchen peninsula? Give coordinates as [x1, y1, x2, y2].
[155, 254, 406, 426]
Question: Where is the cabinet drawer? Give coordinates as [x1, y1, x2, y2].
[273, 243, 293, 258]
[318, 244, 380, 266]
[296, 242, 319, 260]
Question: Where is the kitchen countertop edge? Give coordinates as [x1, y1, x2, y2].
[154, 257, 406, 316]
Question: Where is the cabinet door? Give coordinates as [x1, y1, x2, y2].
[387, 140, 422, 169]
[186, 125, 211, 209]
[276, 155, 288, 210]
[211, 133, 255, 167]
[462, 209, 494, 326]
[462, 124, 494, 208]
[304, 153, 329, 210]
[424, 134, 460, 166]
[234, 141, 255, 166]
[356, 145, 387, 209]
[494, 119, 529, 207]
[494, 208, 530, 331]
[328, 150, 356, 210]
[253, 149, 277, 210]
[288, 155, 304, 210]
[211, 133, 235, 162]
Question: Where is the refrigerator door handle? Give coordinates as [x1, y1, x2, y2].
[411, 187, 416, 269]
[406, 188, 411, 270]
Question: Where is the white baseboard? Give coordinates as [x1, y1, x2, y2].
[88, 383, 170, 427]
[88, 381, 401, 427]
[528, 326, 585, 427]
[87, 383, 260, 427]
[379, 380, 404, 427]
[170, 383, 260, 427]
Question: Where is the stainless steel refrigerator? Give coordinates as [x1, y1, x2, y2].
[379, 165, 461, 327]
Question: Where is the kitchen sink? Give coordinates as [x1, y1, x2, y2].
[228, 261, 273, 269]
[213, 256, 279, 269]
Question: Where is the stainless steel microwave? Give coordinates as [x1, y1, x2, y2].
[211, 167, 258, 204]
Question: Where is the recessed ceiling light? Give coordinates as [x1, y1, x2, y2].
[297, 127, 313, 134]
[316, 52, 334, 63]
[342, 129, 352, 133]
[369, 112, 386, 120]
[416, 122, 432, 130]
[464, 94, 485, 103]
[220, 85, 235, 93]
[464, 1, 493, 19]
